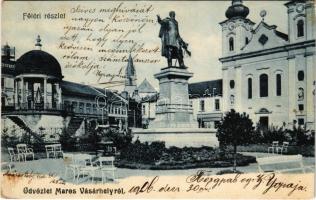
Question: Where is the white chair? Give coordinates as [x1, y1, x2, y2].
[98, 156, 117, 183]
[16, 144, 34, 161]
[54, 144, 63, 158]
[267, 141, 279, 154]
[75, 154, 97, 183]
[1, 162, 12, 172]
[63, 153, 78, 182]
[276, 142, 289, 154]
[45, 145, 55, 158]
[8, 147, 23, 162]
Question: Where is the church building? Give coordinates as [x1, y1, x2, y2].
[219, 0, 315, 129]
[139, 0, 315, 131]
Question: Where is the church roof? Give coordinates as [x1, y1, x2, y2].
[275, 30, 289, 41]
[137, 79, 157, 93]
[188, 79, 222, 98]
[253, 21, 288, 41]
[225, 0, 249, 19]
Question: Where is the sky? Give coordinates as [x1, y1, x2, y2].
[2, 1, 288, 91]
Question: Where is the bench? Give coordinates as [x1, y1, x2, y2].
[257, 154, 314, 173]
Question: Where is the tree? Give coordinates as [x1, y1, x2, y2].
[216, 109, 254, 172]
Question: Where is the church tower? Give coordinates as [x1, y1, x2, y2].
[220, 0, 256, 113]
[220, 0, 255, 57]
[124, 54, 137, 97]
[285, 0, 315, 43]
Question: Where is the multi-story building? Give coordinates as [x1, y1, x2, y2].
[189, 80, 223, 128]
[219, 0, 315, 129]
[1, 36, 128, 142]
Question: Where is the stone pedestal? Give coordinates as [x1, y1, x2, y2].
[149, 67, 198, 128]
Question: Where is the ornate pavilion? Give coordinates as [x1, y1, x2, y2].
[1, 36, 128, 143]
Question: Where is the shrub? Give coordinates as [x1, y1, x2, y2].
[104, 128, 133, 151]
[288, 125, 315, 146]
[256, 125, 289, 144]
[59, 129, 77, 151]
[119, 140, 166, 164]
[1, 127, 20, 147]
[254, 123, 315, 145]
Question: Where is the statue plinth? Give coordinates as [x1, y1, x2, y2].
[149, 66, 198, 129]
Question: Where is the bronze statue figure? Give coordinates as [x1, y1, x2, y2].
[157, 11, 191, 68]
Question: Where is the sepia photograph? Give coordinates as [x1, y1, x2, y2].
[1, 0, 315, 199]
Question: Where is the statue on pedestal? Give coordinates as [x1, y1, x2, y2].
[157, 11, 191, 68]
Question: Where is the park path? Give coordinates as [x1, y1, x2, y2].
[3, 152, 314, 184]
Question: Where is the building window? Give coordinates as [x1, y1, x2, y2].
[298, 118, 304, 125]
[298, 70, 304, 81]
[260, 74, 268, 97]
[86, 103, 91, 113]
[72, 102, 78, 112]
[298, 104, 304, 111]
[245, 37, 249, 45]
[1, 78, 4, 89]
[229, 37, 234, 51]
[200, 100, 205, 112]
[79, 103, 84, 113]
[215, 99, 220, 111]
[276, 74, 281, 96]
[142, 104, 146, 115]
[93, 104, 97, 113]
[297, 20, 304, 37]
[230, 80, 235, 89]
[259, 34, 268, 45]
[248, 78, 252, 99]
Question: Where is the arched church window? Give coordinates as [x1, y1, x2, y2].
[230, 80, 235, 89]
[229, 37, 234, 51]
[276, 74, 281, 96]
[248, 78, 252, 99]
[297, 20, 304, 37]
[260, 74, 268, 97]
[245, 37, 249, 45]
[298, 70, 304, 81]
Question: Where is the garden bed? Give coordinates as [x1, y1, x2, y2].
[116, 143, 256, 170]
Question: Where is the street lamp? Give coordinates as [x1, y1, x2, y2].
[95, 88, 107, 125]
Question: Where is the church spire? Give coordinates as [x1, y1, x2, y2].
[126, 54, 135, 78]
[124, 54, 137, 96]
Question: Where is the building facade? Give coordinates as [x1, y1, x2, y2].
[189, 80, 223, 128]
[219, 0, 315, 130]
[1, 37, 128, 142]
[140, 0, 315, 131]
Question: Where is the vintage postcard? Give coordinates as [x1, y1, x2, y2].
[1, 0, 315, 199]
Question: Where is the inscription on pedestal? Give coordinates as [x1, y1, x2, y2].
[149, 67, 198, 129]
